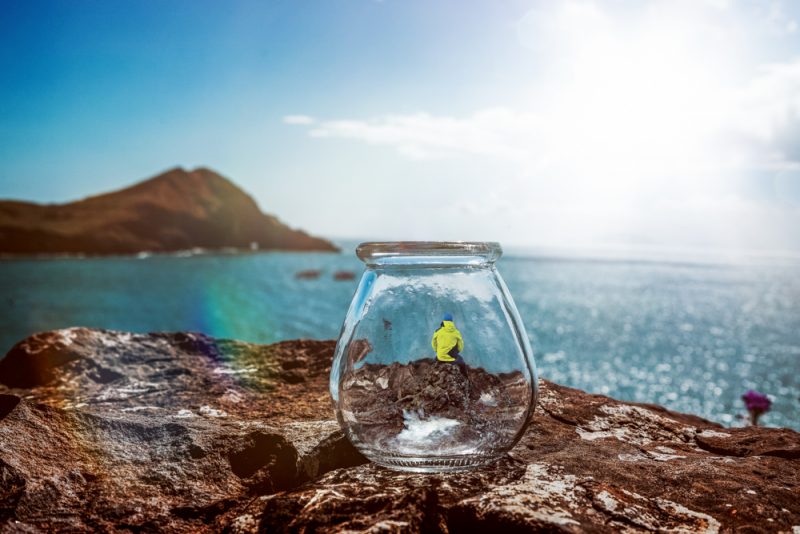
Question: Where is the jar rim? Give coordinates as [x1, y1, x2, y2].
[356, 241, 502, 265]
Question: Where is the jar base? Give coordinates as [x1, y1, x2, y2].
[363, 452, 504, 473]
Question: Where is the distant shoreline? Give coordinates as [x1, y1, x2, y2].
[4, 245, 800, 269]
[0, 246, 342, 261]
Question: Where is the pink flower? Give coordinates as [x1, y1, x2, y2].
[741, 390, 772, 412]
[741, 390, 771, 426]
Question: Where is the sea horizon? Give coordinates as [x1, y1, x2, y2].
[5, 237, 800, 266]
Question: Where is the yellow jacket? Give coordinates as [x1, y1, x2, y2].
[431, 320, 464, 361]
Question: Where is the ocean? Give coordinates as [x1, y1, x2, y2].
[1, 242, 798, 430]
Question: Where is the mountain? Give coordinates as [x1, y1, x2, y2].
[0, 167, 338, 255]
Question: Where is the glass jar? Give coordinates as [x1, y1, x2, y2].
[330, 242, 538, 472]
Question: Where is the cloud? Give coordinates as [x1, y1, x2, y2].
[283, 115, 315, 125]
[290, 0, 800, 174]
[307, 109, 539, 160]
[283, 0, 800, 250]
[729, 59, 800, 169]
[292, 56, 800, 173]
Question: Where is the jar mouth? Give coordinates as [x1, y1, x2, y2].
[356, 241, 502, 266]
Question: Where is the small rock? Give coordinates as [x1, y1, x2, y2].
[332, 270, 356, 281]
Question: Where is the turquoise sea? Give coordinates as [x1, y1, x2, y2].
[1, 242, 798, 430]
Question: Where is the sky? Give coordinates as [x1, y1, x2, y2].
[2, 0, 800, 253]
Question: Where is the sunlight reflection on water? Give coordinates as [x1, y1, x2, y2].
[1, 246, 798, 429]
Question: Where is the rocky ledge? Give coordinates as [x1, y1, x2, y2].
[0, 329, 798, 533]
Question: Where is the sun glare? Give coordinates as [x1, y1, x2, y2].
[510, 1, 765, 248]
[532, 4, 737, 179]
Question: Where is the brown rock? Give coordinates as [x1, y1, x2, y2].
[0, 328, 798, 533]
[695, 427, 800, 459]
[340, 358, 528, 453]
[295, 269, 322, 280]
[332, 270, 356, 281]
[0, 329, 363, 532]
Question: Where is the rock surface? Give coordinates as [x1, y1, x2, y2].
[0, 167, 337, 256]
[0, 328, 798, 533]
[340, 358, 531, 458]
